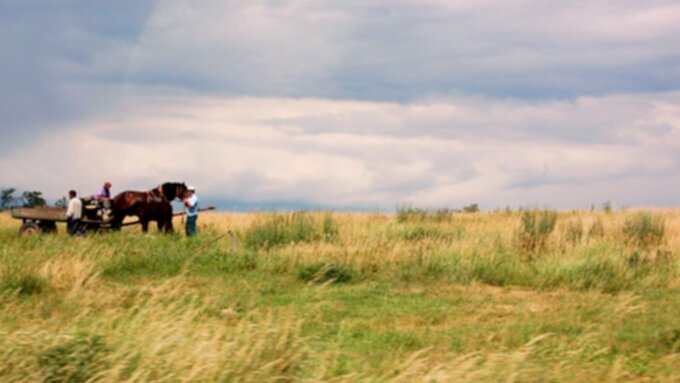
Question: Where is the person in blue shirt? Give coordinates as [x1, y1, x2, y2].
[183, 186, 199, 236]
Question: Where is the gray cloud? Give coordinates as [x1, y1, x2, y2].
[0, 0, 156, 146]
[1, 0, 678, 141]
[1, 1, 680, 209]
[118, 0, 680, 100]
[5, 0, 674, 112]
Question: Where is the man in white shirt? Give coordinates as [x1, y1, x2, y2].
[66, 190, 82, 235]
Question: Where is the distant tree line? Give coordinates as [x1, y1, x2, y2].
[1, 188, 49, 210]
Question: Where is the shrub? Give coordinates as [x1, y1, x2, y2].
[462, 203, 480, 213]
[402, 226, 428, 241]
[396, 205, 422, 223]
[396, 205, 453, 223]
[623, 212, 665, 249]
[189, 250, 259, 275]
[322, 212, 339, 240]
[563, 219, 583, 246]
[37, 333, 109, 383]
[421, 255, 461, 279]
[517, 210, 558, 256]
[560, 258, 628, 293]
[297, 262, 354, 284]
[244, 212, 324, 250]
[101, 252, 185, 279]
[1, 270, 47, 295]
[588, 219, 605, 239]
[400, 226, 442, 241]
[468, 252, 526, 286]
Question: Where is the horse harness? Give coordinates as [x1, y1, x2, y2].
[146, 186, 168, 203]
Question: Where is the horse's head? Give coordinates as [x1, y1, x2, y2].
[161, 182, 188, 201]
[176, 182, 188, 200]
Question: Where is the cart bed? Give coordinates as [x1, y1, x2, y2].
[11, 207, 68, 222]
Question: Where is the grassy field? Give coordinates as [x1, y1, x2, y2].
[0, 209, 678, 382]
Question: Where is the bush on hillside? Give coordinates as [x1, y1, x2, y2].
[588, 219, 605, 239]
[517, 209, 558, 256]
[396, 205, 454, 223]
[623, 212, 665, 249]
[562, 219, 583, 246]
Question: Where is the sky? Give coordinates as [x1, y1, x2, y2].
[1, 0, 679, 210]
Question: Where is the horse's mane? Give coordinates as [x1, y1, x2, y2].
[160, 182, 187, 201]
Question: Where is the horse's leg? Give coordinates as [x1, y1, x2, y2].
[163, 214, 174, 234]
[165, 205, 174, 234]
[141, 218, 149, 233]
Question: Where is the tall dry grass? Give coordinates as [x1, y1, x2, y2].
[0, 209, 679, 381]
[1, 280, 306, 382]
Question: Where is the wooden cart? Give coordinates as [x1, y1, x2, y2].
[10, 206, 215, 236]
[10, 206, 116, 236]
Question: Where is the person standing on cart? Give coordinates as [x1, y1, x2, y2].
[66, 190, 82, 235]
[183, 186, 199, 237]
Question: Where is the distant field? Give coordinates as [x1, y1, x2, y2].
[0, 209, 678, 382]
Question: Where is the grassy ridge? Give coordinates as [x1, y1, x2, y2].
[0, 210, 678, 382]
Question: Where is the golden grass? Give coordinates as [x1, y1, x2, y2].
[0, 209, 678, 382]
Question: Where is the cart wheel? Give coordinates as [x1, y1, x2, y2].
[82, 223, 101, 234]
[19, 222, 41, 236]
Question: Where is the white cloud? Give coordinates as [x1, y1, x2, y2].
[1, 91, 679, 209]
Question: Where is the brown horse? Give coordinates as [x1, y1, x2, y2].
[111, 182, 188, 233]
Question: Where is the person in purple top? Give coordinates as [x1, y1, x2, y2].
[95, 182, 112, 200]
[95, 182, 112, 219]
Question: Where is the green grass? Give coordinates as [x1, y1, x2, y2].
[244, 211, 336, 249]
[0, 211, 678, 382]
[1, 270, 47, 295]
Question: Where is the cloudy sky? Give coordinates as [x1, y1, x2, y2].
[1, 0, 679, 210]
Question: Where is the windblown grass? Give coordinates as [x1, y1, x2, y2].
[0, 209, 678, 382]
